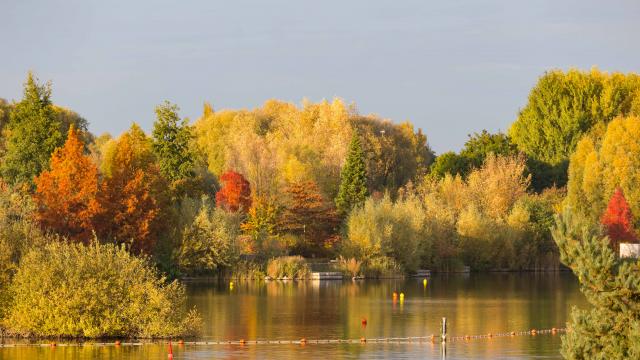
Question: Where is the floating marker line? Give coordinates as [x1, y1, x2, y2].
[0, 328, 566, 348]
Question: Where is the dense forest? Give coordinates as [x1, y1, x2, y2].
[2, 69, 640, 279]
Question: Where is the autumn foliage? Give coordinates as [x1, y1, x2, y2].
[280, 181, 339, 256]
[216, 171, 251, 212]
[34, 126, 101, 243]
[96, 126, 167, 254]
[601, 187, 637, 252]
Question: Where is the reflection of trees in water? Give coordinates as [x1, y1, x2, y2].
[183, 274, 583, 358]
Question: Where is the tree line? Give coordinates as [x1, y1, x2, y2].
[2, 69, 640, 276]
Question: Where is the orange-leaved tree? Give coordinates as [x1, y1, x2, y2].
[216, 170, 251, 213]
[97, 124, 168, 254]
[280, 180, 339, 256]
[601, 187, 637, 252]
[34, 125, 101, 243]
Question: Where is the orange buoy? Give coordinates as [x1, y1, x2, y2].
[488, 333, 492, 338]
[360, 337, 366, 343]
[510, 331, 515, 336]
[240, 339, 246, 345]
[178, 339, 184, 345]
[115, 340, 121, 346]
[50, 342, 56, 347]
[531, 329, 537, 335]
[300, 338, 307, 345]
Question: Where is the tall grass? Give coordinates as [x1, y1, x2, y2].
[266, 256, 310, 279]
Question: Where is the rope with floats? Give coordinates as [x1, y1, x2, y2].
[0, 327, 566, 348]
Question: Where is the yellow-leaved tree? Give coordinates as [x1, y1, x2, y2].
[193, 98, 433, 202]
[566, 115, 640, 225]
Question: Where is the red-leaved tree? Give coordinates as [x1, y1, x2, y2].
[601, 187, 637, 252]
[216, 170, 251, 212]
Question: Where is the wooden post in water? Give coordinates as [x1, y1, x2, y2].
[441, 317, 447, 359]
[441, 317, 447, 342]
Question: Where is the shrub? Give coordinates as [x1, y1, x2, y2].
[266, 256, 310, 279]
[464, 153, 530, 219]
[2, 241, 201, 338]
[456, 205, 500, 270]
[173, 198, 241, 276]
[362, 256, 403, 278]
[0, 184, 49, 319]
[416, 154, 551, 271]
[419, 193, 459, 271]
[342, 194, 424, 272]
[337, 256, 362, 277]
[230, 260, 266, 280]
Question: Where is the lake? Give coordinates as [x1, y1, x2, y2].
[0, 273, 586, 359]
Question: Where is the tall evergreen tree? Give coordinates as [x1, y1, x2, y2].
[552, 208, 640, 359]
[0, 73, 64, 186]
[151, 101, 195, 182]
[336, 133, 368, 215]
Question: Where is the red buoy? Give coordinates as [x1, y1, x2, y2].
[361, 317, 367, 326]
[168, 341, 173, 359]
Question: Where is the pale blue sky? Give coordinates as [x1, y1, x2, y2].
[2, 0, 639, 153]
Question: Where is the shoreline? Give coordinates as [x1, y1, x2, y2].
[180, 268, 572, 283]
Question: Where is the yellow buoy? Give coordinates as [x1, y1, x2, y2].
[423, 279, 427, 287]
[399, 293, 404, 302]
[229, 281, 234, 290]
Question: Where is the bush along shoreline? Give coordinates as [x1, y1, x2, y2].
[0, 241, 201, 340]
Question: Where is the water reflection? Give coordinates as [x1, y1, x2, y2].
[0, 273, 586, 359]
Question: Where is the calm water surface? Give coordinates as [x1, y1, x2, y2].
[0, 273, 586, 359]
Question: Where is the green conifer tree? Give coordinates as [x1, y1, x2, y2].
[552, 208, 640, 359]
[151, 101, 195, 182]
[1, 73, 64, 186]
[336, 133, 368, 215]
